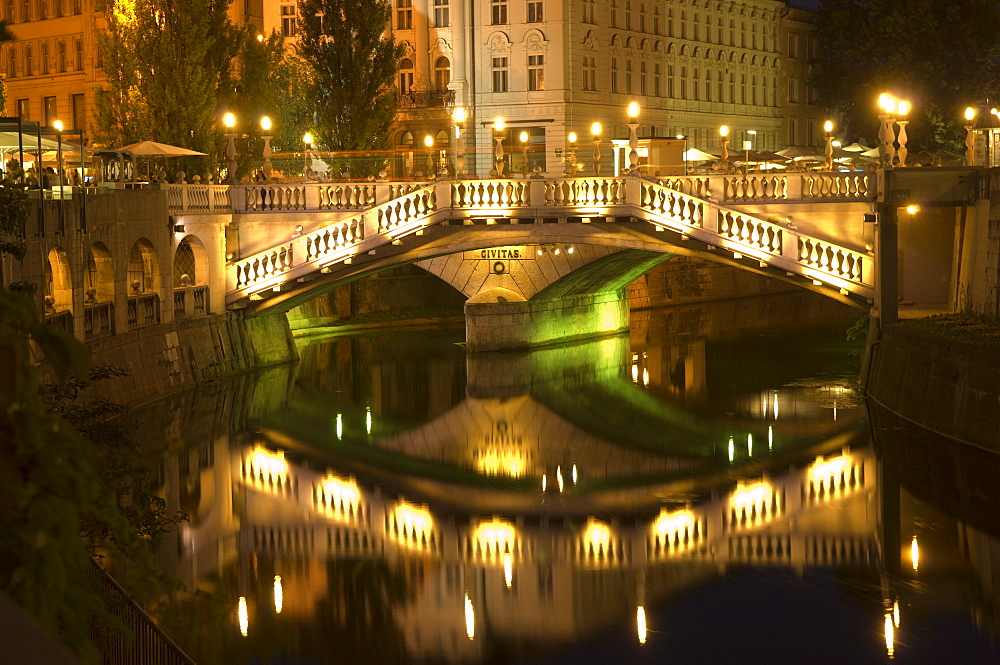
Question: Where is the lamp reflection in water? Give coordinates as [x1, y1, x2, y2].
[503, 553, 513, 589]
[884, 611, 895, 658]
[637, 605, 647, 644]
[238, 596, 248, 637]
[273, 575, 283, 614]
[911, 535, 919, 572]
[464, 593, 475, 640]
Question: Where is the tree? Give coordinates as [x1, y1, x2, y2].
[813, 0, 1000, 152]
[95, 0, 246, 173]
[0, 20, 13, 113]
[296, 0, 404, 158]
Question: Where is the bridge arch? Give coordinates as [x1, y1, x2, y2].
[85, 241, 115, 303]
[173, 235, 210, 288]
[127, 238, 160, 295]
[45, 245, 73, 313]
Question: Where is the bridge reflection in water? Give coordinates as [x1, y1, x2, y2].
[141, 294, 998, 663]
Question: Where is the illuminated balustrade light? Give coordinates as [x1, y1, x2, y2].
[314, 473, 362, 521]
[503, 552, 513, 589]
[651, 508, 702, 556]
[473, 518, 517, 561]
[580, 519, 619, 565]
[389, 500, 436, 550]
[806, 453, 862, 503]
[243, 446, 291, 495]
[728, 481, 780, 530]
[884, 611, 895, 658]
[475, 446, 529, 478]
[637, 606, 647, 645]
[464, 593, 476, 640]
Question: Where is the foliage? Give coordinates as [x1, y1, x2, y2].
[267, 51, 316, 175]
[296, 0, 404, 159]
[0, 168, 28, 265]
[813, 0, 1000, 153]
[94, 0, 247, 175]
[0, 20, 14, 113]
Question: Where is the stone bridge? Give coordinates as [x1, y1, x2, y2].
[15, 168, 986, 352]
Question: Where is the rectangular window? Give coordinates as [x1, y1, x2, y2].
[73, 0, 80, 13]
[72, 92, 85, 130]
[639, 60, 647, 96]
[6, 47, 14, 77]
[639, 3, 645, 32]
[21, 0, 28, 21]
[610, 0, 617, 28]
[527, 54, 544, 91]
[492, 56, 508, 92]
[491, 0, 507, 25]
[17, 98, 28, 120]
[625, 0, 631, 30]
[5, 0, 13, 21]
[788, 77, 798, 103]
[57, 40, 65, 72]
[583, 0, 595, 24]
[667, 64, 673, 97]
[788, 34, 798, 58]
[396, 0, 412, 30]
[527, 0, 542, 22]
[280, 5, 296, 36]
[43, 95, 56, 125]
[583, 56, 596, 91]
[41, 41, 48, 74]
[611, 57, 618, 93]
[788, 118, 798, 145]
[74, 36, 82, 70]
[37, 0, 45, 20]
[653, 6, 660, 34]
[653, 62, 661, 96]
[433, 0, 449, 27]
[680, 66, 686, 99]
[692, 68, 698, 100]
[625, 59, 632, 94]
[24, 44, 31, 75]
[807, 119, 816, 146]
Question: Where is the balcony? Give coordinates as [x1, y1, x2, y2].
[395, 90, 455, 109]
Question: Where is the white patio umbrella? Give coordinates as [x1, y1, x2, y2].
[114, 141, 207, 179]
[683, 147, 718, 162]
[776, 146, 824, 161]
[841, 142, 871, 153]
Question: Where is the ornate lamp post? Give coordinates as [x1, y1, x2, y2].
[566, 131, 578, 176]
[877, 93, 897, 169]
[823, 120, 834, 171]
[626, 102, 640, 174]
[965, 107, 977, 166]
[743, 129, 756, 175]
[53, 119, 65, 187]
[719, 125, 730, 173]
[895, 101, 911, 167]
[223, 112, 237, 184]
[519, 131, 530, 177]
[302, 132, 313, 180]
[493, 117, 506, 177]
[423, 134, 435, 177]
[453, 106, 466, 176]
[592, 122, 603, 176]
[260, 116, 273, 183]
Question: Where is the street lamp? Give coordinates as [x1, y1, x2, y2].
[876, 93, 898, 169]
[453, 106, 466, 176]
[592, 122, 603, 176]
[719, 125, 730, 173]
[519, 131, 530, 177]
[965, 107, 977, 166]
[223, 112, 237, 184]
[493, 117, 506, 177]
[260, 116, 273, 183]
[566, 131, 578, 176]
[823, 120, 834, 171]
[627, 102, 640, 174]
[53, 119, 65, 189]
[424, 134, 435, 178]
[743, 129, 756, 175]
[303, 131, 313, 180]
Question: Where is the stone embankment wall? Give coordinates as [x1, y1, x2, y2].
[62, 312, 296, 409]
[866, 324, 1000, 452]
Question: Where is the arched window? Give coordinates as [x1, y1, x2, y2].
[434, 56, 450, 90]
[398, 58, 414, 94]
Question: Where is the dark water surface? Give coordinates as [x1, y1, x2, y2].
[137, 293, 1000, 664]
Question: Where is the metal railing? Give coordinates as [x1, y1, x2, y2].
[84, 301, 115, 340]
[90, 562, 197, 665]
[126, 293, 160, 329]
[173, 286, 209, 319]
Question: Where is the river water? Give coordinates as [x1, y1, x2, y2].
[136, 292, 1000, 664]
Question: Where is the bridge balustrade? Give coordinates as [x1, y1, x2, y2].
[126, 293, 161, 329]
[44, 309, 74, 335]
[84, 301, 114, 340]
[173, 286, 209, 319]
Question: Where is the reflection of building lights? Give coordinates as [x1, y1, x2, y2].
[654, 509, 695, 537]
[572, 464, 578, 484]
[245, 446, 290, 495]
[728, 437, 735, 462]
[557, 466, 564, 492]
[652, 509, 700, 555]
[464, 593, 475, 640]
[729, 481, 778, 529]
[238, 596, 248, 637]
[911, 536, 919, 571]
[274, 575, 283, 614]
[768, 425, 773, 449]
[893, 601, 900, 628]
[584, 519, 612, 551]
[503, 552, 513, 588]
[474, 519, 517, 559]
[366, 407, 372, 435]
[336, 413, 343, 440]
[773, 392, 779, 419]
[631, 363, 639, 382]
[476, 448, 527, 478]
[731, 481, 771, 508]
[642, 367, 649, 386]
[747, 433, 753, 457]
[637, 606, 647, 645]
[885, 616, 895, 657]
[809, 454, 850, 481]
[250, 447, 288, 476]
[317, 474, 361, 520]
[541, 474, 547, 492]
[390, 501, 435, 549]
